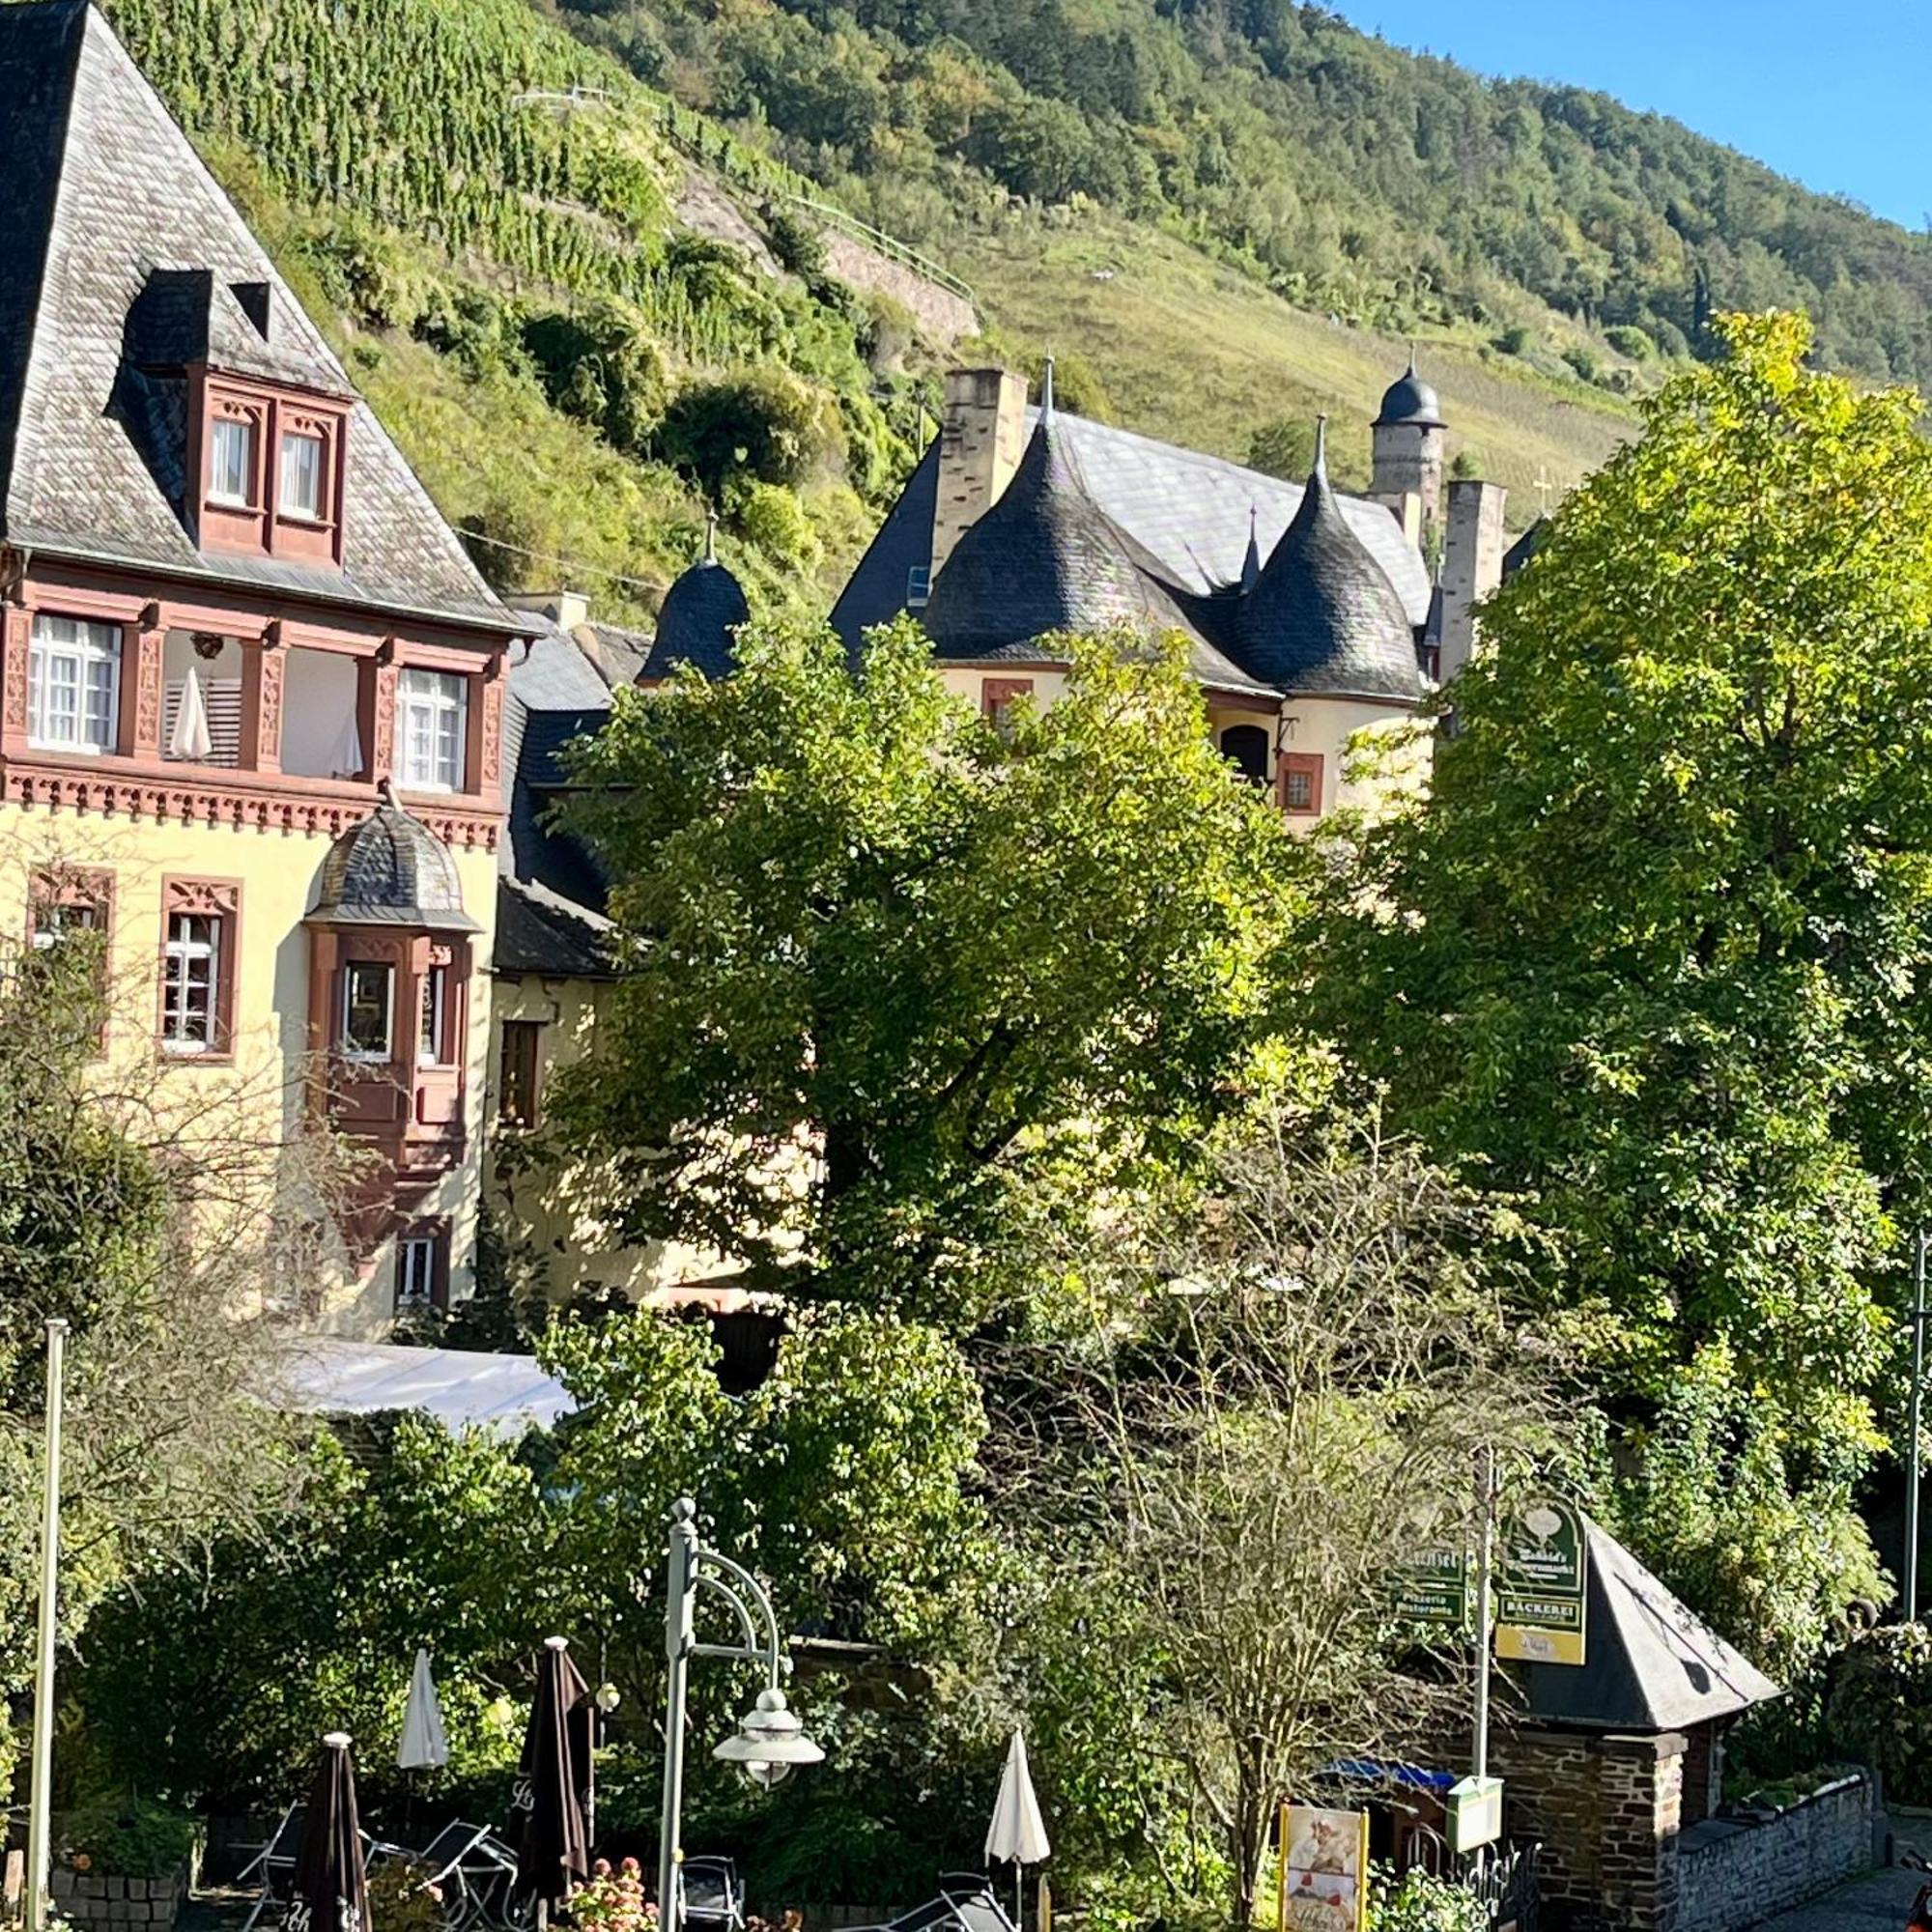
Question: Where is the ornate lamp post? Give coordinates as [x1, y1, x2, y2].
[656, 1498, 823, 1932]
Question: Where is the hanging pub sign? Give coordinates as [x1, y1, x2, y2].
[1392, 1545, 1471, 1627]
[1279, 1804, 1368, 1932]
[1493, 1499, 1588, 1666]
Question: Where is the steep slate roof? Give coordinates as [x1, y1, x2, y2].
[830, 406, 1430, 651]
[496, 627, 616, 979]
[307, 800, 481, 933]
[1520, 1518, 1780, 1733]
[639, 550, 749, 682]
[0, 1, 510, 632]
[922, 413, 1277, 698]
[1240, 425, 1426, 702]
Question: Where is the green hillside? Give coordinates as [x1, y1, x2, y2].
[553, 0, 1932, 387]
[93, 0, 938, 626]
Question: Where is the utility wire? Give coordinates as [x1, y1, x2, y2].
[458, 525, 670, 595]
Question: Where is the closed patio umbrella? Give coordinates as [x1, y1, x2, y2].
[985, 1731, 1049, 1931]
[291, 1731, 368, 1932]
[399, 1648, 448, 1771]
[169, 665, 213, 761]
[511, 1635, 592, 1920]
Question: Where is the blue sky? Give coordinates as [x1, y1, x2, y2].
[1327, 1, 1930, 232]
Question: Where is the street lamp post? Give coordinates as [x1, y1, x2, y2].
[656, 1499, 824, 1932]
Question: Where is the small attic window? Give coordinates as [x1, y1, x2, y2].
[231, 281, 271, 341]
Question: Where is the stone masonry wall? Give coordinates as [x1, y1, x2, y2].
[1497, 1726, 1684, 1932]
[1675, 1772, 1873, 1932]
[48, 1864, 189, 1932]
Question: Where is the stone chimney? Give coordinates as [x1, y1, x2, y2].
[504, 588, 592, 631]
[1437, 480, 1508, 681]
[929, 366, 1030, 581]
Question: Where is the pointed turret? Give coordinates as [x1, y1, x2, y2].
[1239, 504, 1262, 593]
[1238, 416, 1423, 701]
[638, 521, 750, 682]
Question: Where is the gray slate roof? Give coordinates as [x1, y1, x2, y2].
[307, 800, 481, 934]
[922, 414, 1276, 698]
[1240, 442, 1426, 701]
[1520, 1518, 1780, 1734]
[830, 405, 1431, 662]
[1374, 360, 1443, 430]
[639, 554, 749, 682]
[0, 2, 511, 633]
[495, 626, 616, 978]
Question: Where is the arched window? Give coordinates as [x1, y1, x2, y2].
[1220, 723, 1270, 785]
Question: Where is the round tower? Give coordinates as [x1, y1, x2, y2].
[1371, 355, 1446, 536]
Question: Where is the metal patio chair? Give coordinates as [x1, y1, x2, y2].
[236, 1804, 306, 1932]
[680, 1856, 745, 1932]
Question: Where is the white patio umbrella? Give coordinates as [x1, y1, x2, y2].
[169, 665, 213, 761]
[398, 1647, 448, 1770]
[327, 710, 365, 781]
[985, 1729, 1050, 1929]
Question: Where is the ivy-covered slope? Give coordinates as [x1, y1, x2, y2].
[90, 0, 932, 626]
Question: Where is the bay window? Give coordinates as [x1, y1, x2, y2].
[342, 960, 394, 1061]
[397, 668, 467, 792]
[28, 614, 120, 753]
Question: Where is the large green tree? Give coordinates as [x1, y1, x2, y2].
[1317, 312, 1932, 1666]
[549, 617, 1301, 1321]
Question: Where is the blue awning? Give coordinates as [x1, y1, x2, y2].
[1317, 1759, 1456, 1794]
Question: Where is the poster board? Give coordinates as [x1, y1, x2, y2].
[1278, 1804, 1367, 1932]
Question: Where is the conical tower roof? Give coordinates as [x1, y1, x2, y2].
[923, 412, 1223, 667]
[639, 517, 749, 682]
[1238, 419, 1424, 701]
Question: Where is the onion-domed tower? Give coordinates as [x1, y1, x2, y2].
[1371, 353, 1446, 535]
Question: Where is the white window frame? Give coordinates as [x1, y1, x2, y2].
[28, 613, 121, 754]
[279, 428, 324, 519]
[210, 416, 257, 506]
[396, 1234, 438, 1308]
[161, 911, 221, 1056]
[397, 668, 468, 793]
[418, 964, 448, 1066]
[340, 960, 394, 1063]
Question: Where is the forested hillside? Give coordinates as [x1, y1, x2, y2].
[551, 0, 1932, 386]
[90, 0, 936, 625]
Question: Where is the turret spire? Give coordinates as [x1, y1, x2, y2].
[1039, 351, 1056, 428]
[1312, 413, 1328, 480]
[1240, 503, 1262, 592]
[704, 508, 718, 564]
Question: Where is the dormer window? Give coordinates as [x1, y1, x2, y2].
[210, 414, 257, 506]
[194, 380, 345, 565]
[280, 429, 324, 518]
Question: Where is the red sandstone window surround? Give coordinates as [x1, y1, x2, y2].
[981, 676, 1034, 731]
[192, 372, 348, 567]
[395, 1217, 450, 1313]
[157, 875, 242, 1060]
[1280, 752, 1324, 816]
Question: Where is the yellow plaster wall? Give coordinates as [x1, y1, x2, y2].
[486, 972, 728, 1307]
[1275, 696, 1431, 821]
[0, 800, 498, 1336]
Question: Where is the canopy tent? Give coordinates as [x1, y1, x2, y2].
[275, 1340, 575, 1437]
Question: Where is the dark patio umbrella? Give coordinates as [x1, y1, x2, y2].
[512, 1635, 593, 1918]
[291, 1731, 368, 1932]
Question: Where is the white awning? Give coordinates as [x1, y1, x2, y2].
[275, 1339, 574, 1437]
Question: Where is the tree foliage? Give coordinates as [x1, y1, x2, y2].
[548, 619, 1302, 1322]
[1316, 312, 1932, 1664]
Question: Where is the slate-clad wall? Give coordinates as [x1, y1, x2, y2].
[49, 1864, 189, 1931]
[1674, 1772, 1872, 1932]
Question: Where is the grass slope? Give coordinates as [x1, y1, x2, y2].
[961, 218, 1635, 516]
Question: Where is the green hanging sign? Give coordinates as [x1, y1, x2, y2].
[1494, 1499, 1587, 1666]
[1392, 1545, 1470, 1626]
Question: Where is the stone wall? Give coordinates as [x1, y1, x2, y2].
[1496, 1726, 1684, 1932]
[48, 1864, 189, 1932]
[1675, 1772, 1873, 1932]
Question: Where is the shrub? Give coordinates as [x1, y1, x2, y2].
[1369, 1867, 1488, 1932]
[1494, 324, 1533, 355]
[368, 1862, 446, 1932]
[567, 1858, 657, 1932]
[63, 1799, 200, 1879]
[1825, 1625, 1932, 1804]
[731, 480, 822, 571]
[1561, 344, 1602, 383]
[661, 368, 834, 496]
[763, 202, 828, 279]
[1605, 324, 1656, 361]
